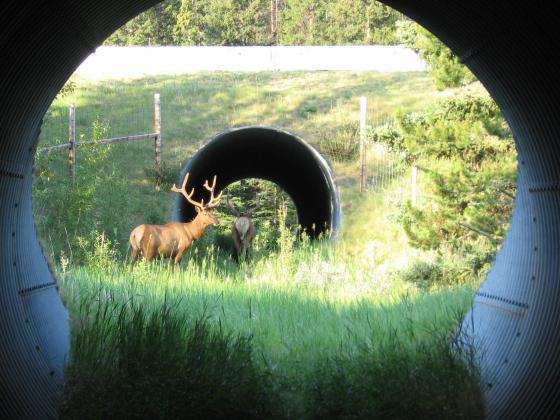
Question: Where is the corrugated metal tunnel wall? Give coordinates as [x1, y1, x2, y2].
[174, 126, 340, 239]
[0, 1, 558, 418]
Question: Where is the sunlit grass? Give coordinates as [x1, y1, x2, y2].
[58, 236, 483, 418]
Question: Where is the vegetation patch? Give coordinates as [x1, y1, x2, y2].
[33, 69, 499, 418]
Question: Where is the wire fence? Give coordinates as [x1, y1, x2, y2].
[34, 74, 516, 260]
[37, 75, 416, 201]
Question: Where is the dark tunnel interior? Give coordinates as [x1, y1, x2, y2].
[175, 126, 341, 238]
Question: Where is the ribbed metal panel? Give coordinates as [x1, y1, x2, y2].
[0, 1, 161, 418]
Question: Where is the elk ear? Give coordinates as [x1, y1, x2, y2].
[195, 207, 201, 213]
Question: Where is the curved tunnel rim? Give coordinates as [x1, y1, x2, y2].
[173, 124, 342, 238]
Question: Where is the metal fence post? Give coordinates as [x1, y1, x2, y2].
[68, 103, 76, 182]
[154, 93, 162, 167]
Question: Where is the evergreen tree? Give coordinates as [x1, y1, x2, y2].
[278, 0, 400, 45]
[205, 0, 272, 45]
[174, 0, 207, 45]
[105, 0, 181, 45]
[396, 19, 476, 90]
[370, 95, 516, 254]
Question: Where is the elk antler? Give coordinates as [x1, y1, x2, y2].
[225, 191, 241, 217]
[171, 172, 205, 209]
[203, 175, 223, 209]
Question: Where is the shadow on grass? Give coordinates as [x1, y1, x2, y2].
[59, 279, 485, 420]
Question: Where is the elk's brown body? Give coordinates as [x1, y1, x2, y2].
[226, 193, 257, 262]
[130, 173, 222, 265]
[232, 216, 256, 261]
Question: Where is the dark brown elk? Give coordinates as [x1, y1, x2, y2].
[226, 193, 257, 262]
[129, 173, 222, 265]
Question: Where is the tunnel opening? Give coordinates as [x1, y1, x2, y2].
[175, 126, 340, 240]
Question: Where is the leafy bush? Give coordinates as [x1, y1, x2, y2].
[367, 122, 407, 157]
[397, 19, 476, 90]
[33, 118, 153, 264]
[82, 231, 120, 273]
[397, 251, 493, 291]
[370, 95, 516, 255]
[399, 259, 445, 290]
[315, 122, 360, 163]
[298, 103, 318, 118]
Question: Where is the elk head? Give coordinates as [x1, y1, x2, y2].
[172, 173, 223, 227]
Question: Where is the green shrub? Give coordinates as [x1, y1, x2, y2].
[299, 103, 318, 118]
[396, 20, 476, 90]
[399, 259, 445, 290]
[315, 122, 360, 163]
[144, 161, 181, 190]
[33, 118, 164, 265]
[397, 249, 494, 291]
[82, 231, 120, 273]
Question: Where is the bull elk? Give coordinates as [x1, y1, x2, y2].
[226, 193, 257, 262]
[129, 173, 223, 265]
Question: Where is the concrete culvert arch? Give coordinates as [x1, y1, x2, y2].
[175, 126, 340, 239]
[1, 1, 560, 419]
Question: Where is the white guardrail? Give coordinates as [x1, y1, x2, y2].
[74, 45, 427, 80]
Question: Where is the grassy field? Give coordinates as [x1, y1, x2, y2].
[34, 71, 486, 418]
[58, 247, 483, 419]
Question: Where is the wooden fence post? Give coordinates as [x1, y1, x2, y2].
[154, 93, 162, 167]
[359, 96, 367, 192]
[411, 163, 417, 206]
[68, 102, 76, 182]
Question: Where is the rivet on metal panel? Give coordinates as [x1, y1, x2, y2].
[18, 282, 58, 296]
[0, 169, 24, 179]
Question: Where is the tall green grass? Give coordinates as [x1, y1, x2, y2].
[57, 233, 484, 419]
[61, 301, 274, 419]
